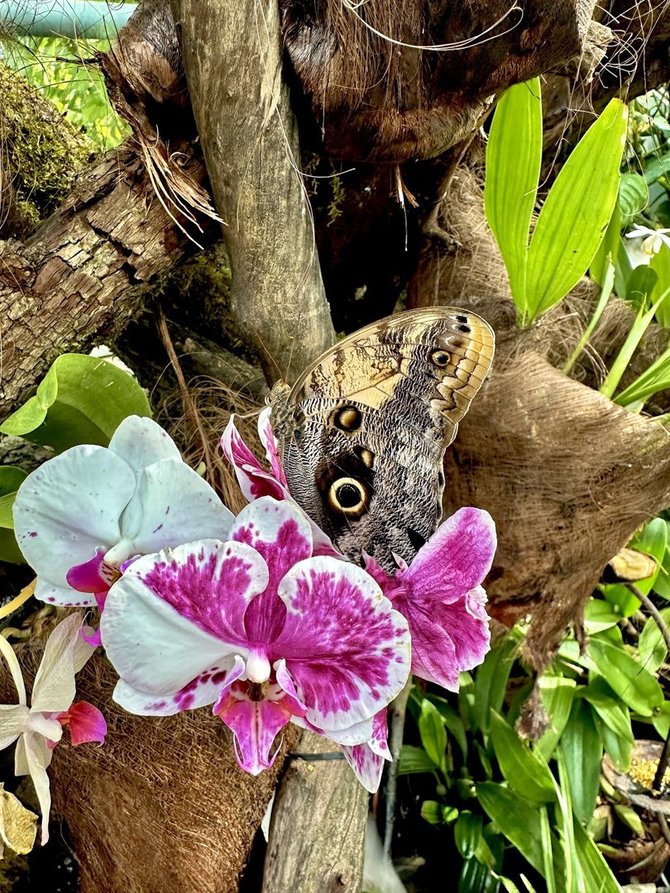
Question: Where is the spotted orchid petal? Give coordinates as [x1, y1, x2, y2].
[221, 416, 288, 503]
[368, 507, 496, 690]
[222, 416, 339, 558]
[102, 539, 269, 705]
[35, 579, 98, 609]
[273, 556, 411, 731]
[108, 416, 181, 471]
[342, 711, 390, 793]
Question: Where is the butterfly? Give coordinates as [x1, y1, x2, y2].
[269, 307, 495, 570]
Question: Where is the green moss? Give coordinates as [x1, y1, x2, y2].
[0, 61, 94, 222]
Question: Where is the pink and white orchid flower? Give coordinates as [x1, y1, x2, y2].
[100, 496, 411, 790]
[0, 613, 107, 844]
[13, 416, 234, 608]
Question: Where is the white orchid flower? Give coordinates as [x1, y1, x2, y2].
[625, 225, 670, 265]
[13, 416, 234, 609]
[0, 613, 106, 844]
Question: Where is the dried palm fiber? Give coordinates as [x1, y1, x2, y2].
[0, 413, 301, 893]
[410, 165, 670, 669]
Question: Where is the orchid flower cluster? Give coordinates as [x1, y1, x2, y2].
[1, 411, 496, 845]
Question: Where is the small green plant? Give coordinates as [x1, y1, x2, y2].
[485, 79, 627, 328]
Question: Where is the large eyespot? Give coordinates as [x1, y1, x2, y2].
[327, 477, 369, 515]
[331, 405, 362, 432]
[430, 349, 451, 368]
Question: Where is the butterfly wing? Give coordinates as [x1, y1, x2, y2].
[271, 308, 494, 570]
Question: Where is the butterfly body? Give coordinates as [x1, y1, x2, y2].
[270, 308, 494, 570]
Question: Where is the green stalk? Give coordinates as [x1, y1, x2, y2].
[562, 264, 615, 376]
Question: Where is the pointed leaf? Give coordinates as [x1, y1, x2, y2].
[489, 711, 556, 802]
[559, 700, 602, 824]
[536, 675, 577, 760]
[477, 782, 545, 875]
[526, 100, 628, 321]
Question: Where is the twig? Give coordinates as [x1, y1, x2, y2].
[627, 582, 670, 791]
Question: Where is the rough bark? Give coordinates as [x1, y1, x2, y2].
[172, 0, 335, 383]
[0, 143, 211, 417]
[262, 733, 368, 893]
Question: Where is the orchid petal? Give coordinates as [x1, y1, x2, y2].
[15, 733, 53, 845]
[0, 705, 29, 750]
[214, 681, 293, 775]
[108, 416, 181, 472]
[61, 701, 107, 745]
[0, 634, 27, 705]
[34, 579, 97, 608]
[102, 541, 267, 694]
[13, 446, 135, 588]
[113, 460, 234, 561]
[409, 585, 491, 689]
[221, 417, 287, 502]
[274, 557, 411, 731]
[113, 655, 245, 715]
[258, 408, 288, 486]
[231, 498, 312, 642]
[403, 507, 496, 599]
[291, 713, 374, 747]
[65, 550, 110, 594]
[341, 742, 386, 794]
[31, 614, 95, 715]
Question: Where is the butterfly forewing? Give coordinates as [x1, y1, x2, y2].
[271, 308, 494, 570]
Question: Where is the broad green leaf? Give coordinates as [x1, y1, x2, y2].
[489, 711, 556, 802]
[583, 598, 622, 634]
[0, 467, 27, 564]
[0, 354, 151, 452]
[477, 782, 544, 875]
[600, 519, 667, 614]
[581, 677, 634, 743]
[588, 636, 663, 716]
[639, 608, 670, 673]
[418, 700, 447, 772]
[559, 700, 603, 824]
[591, 207, 622, 288]
[651, 242, 670, 327]
[427, 695, 468, 757]
[525, 100, 628, 322]
[473, 633, 517, 736]
[398, 745, 437, 776]
[573, 821, 623, 893]
[454, 812, 495, 866]
[420, 800, 443, 825]
[485, 77, 542, 320]
[625, 263, 659, 310]
[653, 700, 670, 739]
[536, 675, 577, 760]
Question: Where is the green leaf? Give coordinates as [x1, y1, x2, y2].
[643, 151, 670, 184]
[477, 782, 544, 875]
[0, 467, 27, 564]
[618, 172, 650, 220]
[420, 800, 443, 825]
[639, 607, 670, 673]
[559, 699, 603, 824]
[651, 242, 670, 327]
[573, 821, 623, 893]
[489, 711, 556, 802]
[581, 678, 634, 742]
[536, 675, 577, 760]
[613, 804, 643, 836]
[398, 745, 437, 776]
[0, 354, 151, 452]
[525, 100, 628, 322]
[473, 633, 517, 736]
[653, 700, 670, 739]
[418, 700, 447, 772]
[484, 77, 542, 320]
[600, 519, 667, 614]
[426, 695, 468, 757]
[583, 598, 622, 634]
[588, 635, 664, 715]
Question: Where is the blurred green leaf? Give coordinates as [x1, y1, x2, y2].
[0, 466, 28, 564]
[613, 804, 643, 836]
[619, 173, 650, 219]
[525, 100, 627, 322]
[573, 820, 622, 893]
[484, 78, 542, 320]
[418, 700, 447, 773]
[477, 782, 544, 875]
[651, 243, 670, 327]
[639, 608, 670, 673]
[588, 636, 663, 716]
[536, 675, 577, 760]
[559, 700, 602, 824]
[398, 745, 437, 776]
[489, 712, 556, 802]
[473, 634, 517, 736]
[583, 598, 622, 634]
[0, 354, 151, 452]
[427, 694, 468, 757]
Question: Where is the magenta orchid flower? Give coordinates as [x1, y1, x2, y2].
[221, 410, 337, 556]
[0, 613, 107, 844]
[13, 416, 234, 608]
[100, 496, 411, 789]
[364, 507, 496, 691]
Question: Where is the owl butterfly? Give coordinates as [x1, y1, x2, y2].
[269, 308, 495, 571]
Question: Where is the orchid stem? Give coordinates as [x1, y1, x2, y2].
[383, 677, 412, 854]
